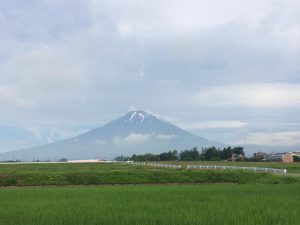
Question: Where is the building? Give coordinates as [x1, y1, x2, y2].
[267, 152, 294, 163]
[229, 153, 244, 162]
[253, 152, 268, 161]
[291, 151, 300, 157]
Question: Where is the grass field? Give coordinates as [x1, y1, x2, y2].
[0, 162, 299, 186]
[0, 184, 299, 225]
[1, 163, 299, 225]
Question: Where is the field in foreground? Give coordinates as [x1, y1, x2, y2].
[0, 184, 299, 225]
[0, 162, 299, 186]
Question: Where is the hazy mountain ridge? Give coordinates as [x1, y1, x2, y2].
[0, 111, 224, 161]
[0, 110, 297, 161]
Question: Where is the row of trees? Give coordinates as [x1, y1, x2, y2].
[115, 146, 245, 162]
[294, 156, 300, 162]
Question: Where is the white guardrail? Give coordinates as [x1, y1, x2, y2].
[122, 162, 181, 169]
[147, 163, 181, 169]
[186, 165, 287, 174]
[120, 162, 286, 173]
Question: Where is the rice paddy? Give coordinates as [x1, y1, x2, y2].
[0, 184, 299, 225]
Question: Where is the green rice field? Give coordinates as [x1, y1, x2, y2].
[0, 184, 299, 225]
[0, 162, 299, 186]
[1, 163, 299, 225]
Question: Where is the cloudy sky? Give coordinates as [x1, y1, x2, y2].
[1, 0, 300, 152]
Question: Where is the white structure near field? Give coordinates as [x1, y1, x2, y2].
[253, 151, 298, 163]
[267, 153, 294, 163]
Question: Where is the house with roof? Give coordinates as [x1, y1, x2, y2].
[267, 152, 294, 163]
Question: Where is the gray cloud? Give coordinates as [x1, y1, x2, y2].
[0, 0, 300, 151]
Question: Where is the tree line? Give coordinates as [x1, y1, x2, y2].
[114, 146, 245, 162]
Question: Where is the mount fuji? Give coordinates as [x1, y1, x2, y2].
[0, 110, 225, 161]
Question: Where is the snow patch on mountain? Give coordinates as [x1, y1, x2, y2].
[129, 111, 137, 121]
[124, 110, 169, 124]
[125, 110, 152, 123]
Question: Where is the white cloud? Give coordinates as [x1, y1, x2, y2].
[195, 83, 300, 107]
[113, 133, 152, 145]
[138, 63, 147, 81]
[96, 0, 295, 36]
[0, 44, 90, 94]
[129, 106, 138, 111]
[47, 128, 80, 144]
[0, 85, 37, 109]
[112, 133, 176, 145]
[143, 110, 181, 124]
[244, 131, 300, 147]
[159, 116, 181, 124]
[186, 120, 248, 130]
[287, 122, 300, 126]
[25, 126, 42, 140]
[0, 0, 300, 150]
[156, 134, 176, 140]
[47, 129, 57, 144]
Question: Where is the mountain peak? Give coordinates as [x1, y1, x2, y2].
[123, 110, 155, 124]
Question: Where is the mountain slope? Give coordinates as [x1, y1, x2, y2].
[0, 110, 224, 161]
